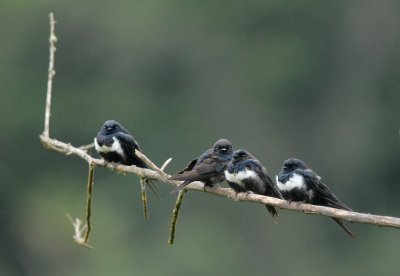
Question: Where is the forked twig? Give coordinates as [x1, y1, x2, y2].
[66, 214, 93, 249]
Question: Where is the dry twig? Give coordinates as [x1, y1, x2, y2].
[66, 214, 94, 249]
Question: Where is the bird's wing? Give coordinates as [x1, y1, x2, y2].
[243, 160, 282, 198]
[117, 132, 140, 153]
[169, 156, 225, 194]
[296, 169, 352, 211]
[170, 156, 224, 182]
[169, 159, 198, 180]
[116, 132, 148, 168]
[196, 157, 226, 175]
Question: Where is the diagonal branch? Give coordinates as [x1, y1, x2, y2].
[39, 134, 400, 230]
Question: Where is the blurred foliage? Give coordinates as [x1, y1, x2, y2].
[1, 0, 400, 275]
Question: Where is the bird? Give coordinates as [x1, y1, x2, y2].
[169, 138, 233, 194]
[94, 120, 147, 168]
[276, 158, 356, 238]
[225, 149, 282, 221]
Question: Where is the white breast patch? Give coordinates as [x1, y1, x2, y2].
[225, 169, 258, 187]
[94, 137, 125, 157]
[276, 173, 305, 191]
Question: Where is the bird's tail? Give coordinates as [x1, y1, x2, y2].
[143, 178, 160, 199]
[332, 218, 356, 239]
[170, 180, 191, 195]
[264, 205, 279, 223]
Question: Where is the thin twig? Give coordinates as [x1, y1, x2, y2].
[43, 13, 57, 137]
[66, 213, 94, 249]
[140, 178, 149, 220]
[84, 164, 95, 243]
[168, 190, 186, 245]
[135, 150, 169, 179]
[79, 142, 94, 151]
[161, 158, 173, 172]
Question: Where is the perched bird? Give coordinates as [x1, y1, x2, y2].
[169, 138, 233, 194]
[276, 158, 356, 238]
[94, 120, 147, 168]
[225, 149, 282, 220]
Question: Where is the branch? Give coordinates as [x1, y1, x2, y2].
[43, 12, 57, 138]
[39, 135, 400, 230]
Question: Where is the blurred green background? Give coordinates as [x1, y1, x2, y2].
[2, 0, 400, 275]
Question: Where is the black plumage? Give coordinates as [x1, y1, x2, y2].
[225, 149, 282, 220]
[94, 120, 147, 168]
[169, 138, 233, 194]
[276, 158, 356, 238]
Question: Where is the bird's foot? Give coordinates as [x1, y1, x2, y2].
[243, 191, 254, 198]
[288, 200, 305, 206]
[108, 162, 119, 171]
[203, 184, 218, 192]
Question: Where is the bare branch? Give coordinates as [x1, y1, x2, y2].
[40, 135, 400, 230]
[43, 13, 57, 137]
[135, 150, 169, 179]
[79, 142, 94, 151]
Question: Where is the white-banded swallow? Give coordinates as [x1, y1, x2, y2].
[276, 158, 356, 238]
[94, 120, 147, 168]
[169, 139, 233, 194]
[225, 149, 282, 220]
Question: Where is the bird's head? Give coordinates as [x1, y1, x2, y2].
[281, 158, 308, 173]
[213, 138, 233, 156]
[231, 149, 255, 163]
[100, 120, 125, 135]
